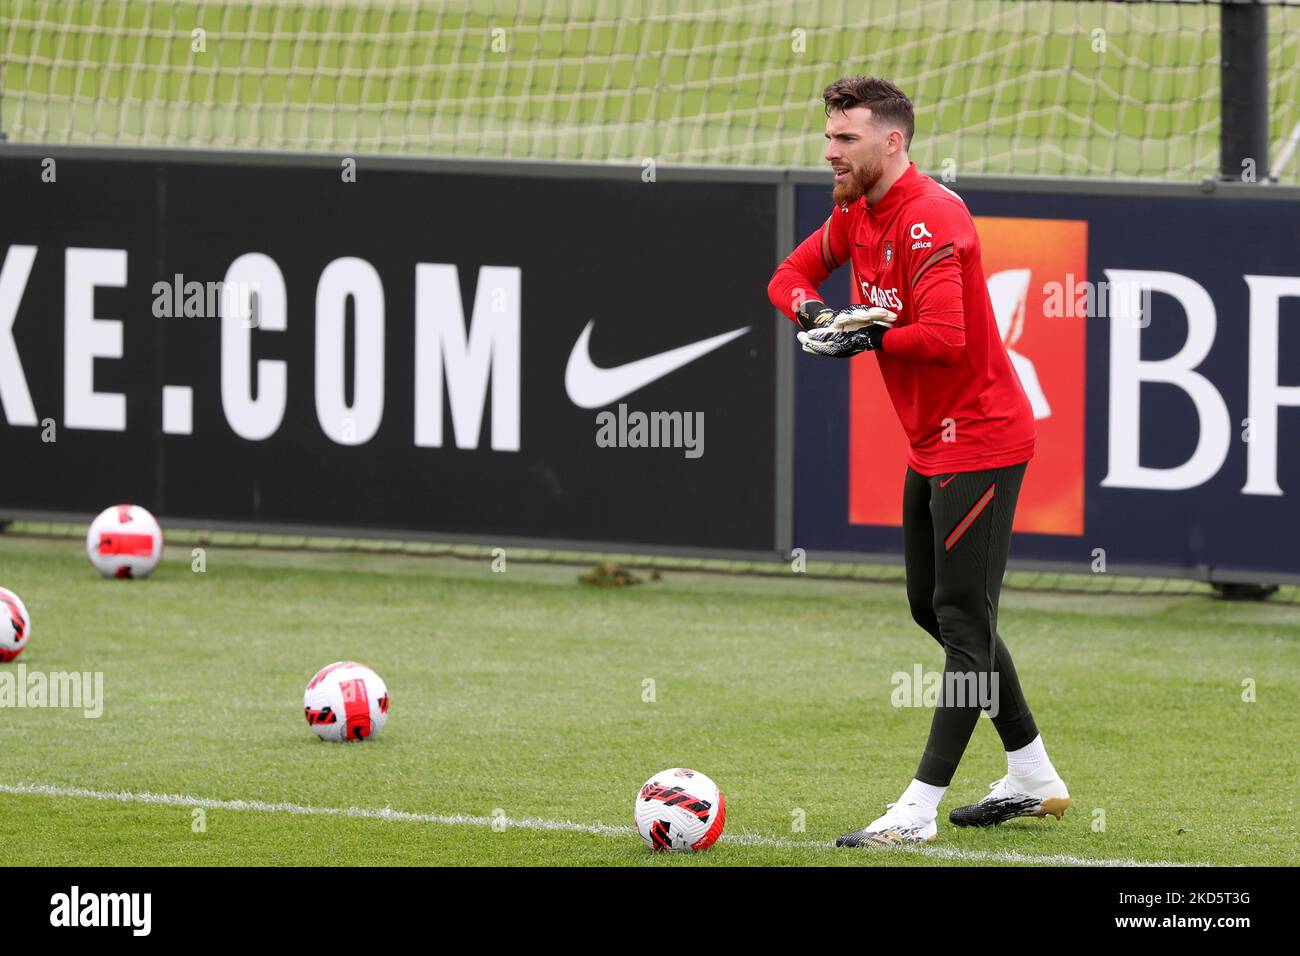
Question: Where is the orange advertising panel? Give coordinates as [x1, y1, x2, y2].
[849, 217, 1087, 535]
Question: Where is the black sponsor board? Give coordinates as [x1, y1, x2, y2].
[0, 154, 778, 551]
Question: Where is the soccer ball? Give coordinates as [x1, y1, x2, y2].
[0, 588, 31, 663]
[304, 662, 390, 742]
[86, 504, 164, 579]
[634, 768, 726, 852]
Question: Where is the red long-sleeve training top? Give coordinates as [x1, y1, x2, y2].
[768, 162, 1036, 476]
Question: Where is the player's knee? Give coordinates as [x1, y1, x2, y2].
[931, 595, 964, 629]
[908, 594, 936, 629]
[932, 599, 994, 666]
[908, 594, 943, 644]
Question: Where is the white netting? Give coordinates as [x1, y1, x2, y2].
[1, 0, 1298, 180]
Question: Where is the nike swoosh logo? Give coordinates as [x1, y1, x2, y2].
[565, 321, 750, 409]
[939, 474, 957, 487]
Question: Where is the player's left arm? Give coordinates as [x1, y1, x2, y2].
[871, 198, 969, 367]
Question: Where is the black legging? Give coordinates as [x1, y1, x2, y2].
[902, 461, 1040, 787]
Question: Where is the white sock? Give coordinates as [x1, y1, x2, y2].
[1007, 734, 1053, 776]
[898, 778, 946, 812]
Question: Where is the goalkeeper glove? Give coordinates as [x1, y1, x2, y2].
[795, 305, 897, 358]
[824, 305, 898, 333]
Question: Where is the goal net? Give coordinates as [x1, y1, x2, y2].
[2, 0, 1298, 181]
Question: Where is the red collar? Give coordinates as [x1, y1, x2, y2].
[866, 161, 920, 220]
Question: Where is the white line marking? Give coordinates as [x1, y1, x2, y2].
[0, 782, 1208, 867]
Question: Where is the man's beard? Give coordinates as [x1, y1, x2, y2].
[832, 157, 883, 206]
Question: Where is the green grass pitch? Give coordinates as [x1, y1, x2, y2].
[0, 533, 1295, 866]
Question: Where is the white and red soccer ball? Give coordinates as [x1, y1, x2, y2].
[304, 662, 390, 742]
[635, 767, 726, 852]
[86, 504, 163, 579]
[0, 587, 31, 663]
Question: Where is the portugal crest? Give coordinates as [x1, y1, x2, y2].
[883, 240, 894, 267]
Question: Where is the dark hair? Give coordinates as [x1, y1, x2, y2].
[823, 76, 915, 151]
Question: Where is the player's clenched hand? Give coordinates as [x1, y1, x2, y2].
[797, 326, 883, 358]
[794, 301, 894, 357]
[795, 302, 897, 333]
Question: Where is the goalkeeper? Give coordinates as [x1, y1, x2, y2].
[767, 76, 1070, 847]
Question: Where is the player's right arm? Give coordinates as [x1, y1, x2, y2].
[767, 211, 852, 329]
